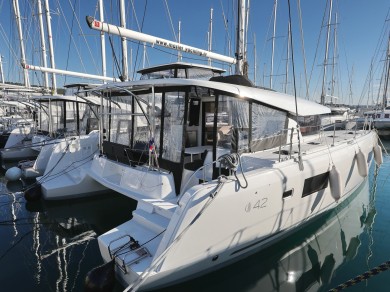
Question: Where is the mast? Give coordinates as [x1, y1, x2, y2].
[12, 0, 30, 88]
[37, 0, 49, 91]
[284, 23, 291, 94]
[99, 0, 107, 83]
[254, 33, 257, 85]
[321, 0, 333, 105]
[383, 35, 390, 108]
[44, 0, 57, 94]
[0, 55, 4, 84]
[270, 0, 278, 89]
[178, 20, 182, 62]
[208, 8, 213, 66]
[331, 12, 338, 103]
[235, 0, 246, 75]
[119, 0, 129, 81]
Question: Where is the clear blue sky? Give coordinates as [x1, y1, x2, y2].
[0, 0, 389, 105]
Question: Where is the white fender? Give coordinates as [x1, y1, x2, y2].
[329, 165, 343, 201]
[5, 166, 22, 181]
[356, 150, 368, 177]
[373, 144, 383, 166]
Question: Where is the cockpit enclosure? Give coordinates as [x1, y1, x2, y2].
[34, 96, 99, 137]
[98, 84, 289, 195]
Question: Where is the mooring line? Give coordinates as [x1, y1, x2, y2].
[329, 260, 390, 291]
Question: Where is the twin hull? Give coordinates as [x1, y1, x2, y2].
[97, 131, 377, 290]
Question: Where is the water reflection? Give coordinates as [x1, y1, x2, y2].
[0, 158, 383, 292]
[0, 186, 136, 292]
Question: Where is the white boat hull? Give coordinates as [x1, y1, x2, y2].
[95, 130, 377, 290]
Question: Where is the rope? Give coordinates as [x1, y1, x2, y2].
[329, 260, 390, 291]
[219, 153, 248, 189]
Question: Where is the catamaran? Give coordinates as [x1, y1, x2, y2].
[76, 62, 379, 290]
[75, 3, 384, 289]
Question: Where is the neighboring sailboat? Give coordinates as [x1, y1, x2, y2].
[319, 1, 351, 129]
[374, 34, 390, 139]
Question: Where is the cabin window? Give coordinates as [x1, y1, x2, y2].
[107, 94, 133, 145]
[251, 103, 287, 151]
[65, 102, 77, 134]
[302, 172, 329, 197]
[133, 92, 162, 150]
[50, 101, 65, 134]
[162, 91, 186, 162]
[385, 114, 390, 118]
[215, 95, 249, 152]
[297, 115, 321, 136]
[80, 104, 99, 134]
[38, 105, 50, 133]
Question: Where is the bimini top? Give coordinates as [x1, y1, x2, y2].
[87, 78, 330, 116]
[137, 62, 226, 80]
[30, 94, 101, 106]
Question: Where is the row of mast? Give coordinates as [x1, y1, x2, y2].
[11, 0, 249, 93]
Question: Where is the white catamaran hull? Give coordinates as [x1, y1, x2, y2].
[96, 130, 377, 290]
[38, 131, 108, 200]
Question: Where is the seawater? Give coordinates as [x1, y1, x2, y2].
[0, 144, 390, 292]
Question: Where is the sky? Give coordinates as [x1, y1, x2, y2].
[0, 0, 389, 106]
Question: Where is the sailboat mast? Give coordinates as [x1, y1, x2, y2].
[321, 0, 333, 104]
[44, 0, 57, 94]
[0, 55, 4, 84]
[254, 33, 257, 85]
[331, 12, 338, 103]
[383, 35, 390, 108]
[12, 0, 30, 88]
[208, 8, 213, 66]
[37, 0, 49, 91]
[99, 0, 107, 83]
[178, 21, 182, 62]
[285, 23, 291, 93]
[270, 0, 278, 89]
[119, 0, 129, 81]
[235, 0, 246, 75]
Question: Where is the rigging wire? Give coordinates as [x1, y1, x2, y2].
[64, 0, 77, 85]
[297, 0, 310, 99]
[108, 35, 123, 79]
[308, 0, 329, 101]
[358, 6, 390, 106]
[163, 0, 177, 42]
[131, 0, 148, 81]
[67, 0, 101, 74]
[287, 0, 303, 171]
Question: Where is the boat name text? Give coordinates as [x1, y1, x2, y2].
[155, 39, 207, 57]
[245, 198, 268, 212]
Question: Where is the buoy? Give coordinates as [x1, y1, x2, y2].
[329, 165, 343, 201]
[84, 259, 116, 292]
[5, 166, 22, 181]
[373, 144, 383, 166]
[24, 183, 42, 202]
[356, 150, 368, 177]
